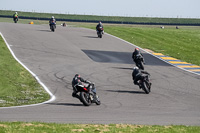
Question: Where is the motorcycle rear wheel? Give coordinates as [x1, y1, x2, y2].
[142, 81, 150, 94]
[136, 62, 144, 70]
[80, 92, 92, 106]
[95, 95, 101, 105]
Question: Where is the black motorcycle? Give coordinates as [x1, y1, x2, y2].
[97, 26, 104, 38]
[134, 54, 144, 70]
[73, 83, 101, 106]
[50, 21, 56, 32]
[13, 16, 18, 23]
[138, 74, 151, 94]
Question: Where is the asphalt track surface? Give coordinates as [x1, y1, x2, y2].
[0, 22, 200, 125]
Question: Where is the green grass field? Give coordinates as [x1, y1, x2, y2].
[72, 23, 200, 66]
[0, 122, 200, 133]
[1, 10, 200, 25]
[0, 35, 50, 107]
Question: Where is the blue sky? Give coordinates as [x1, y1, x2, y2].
[0, 0, 199, 18]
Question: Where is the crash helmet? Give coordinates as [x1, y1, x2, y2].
[133, 66, 139, 71]
[75, 74, 80, 78]
[99, 21, 102, 24]
[52, 16, 54, 19]
[135, 48, 139, 52]
[15, 12, 17, 14]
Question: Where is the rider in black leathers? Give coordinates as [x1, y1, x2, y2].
[96, 21, 104, 34]
[132, 67, 150, 88]
[72, 74, 92, 98]
[132, 48, 145, 64]
[49, 16, 56, 28]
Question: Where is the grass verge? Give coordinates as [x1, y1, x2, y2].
[0, 122, 200, 133]
[0, 35, 50, 107]
[1, 10, 200, 25]
[73, 23, 200, 66]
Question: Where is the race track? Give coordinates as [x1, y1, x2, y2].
[0, 22, 200, 125]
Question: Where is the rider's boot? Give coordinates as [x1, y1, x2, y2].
[72, 91, 79, 99]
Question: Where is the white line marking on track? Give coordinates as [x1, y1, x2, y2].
[0, 32, 56, 109]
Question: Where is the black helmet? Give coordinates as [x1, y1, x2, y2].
[75, 74, 80, 77]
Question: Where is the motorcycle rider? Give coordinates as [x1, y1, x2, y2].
[49, 16, 56, 28]
[72, 74, 93, 98]
[13, 12, 18, 22]
[96, 21, 104, 34]
[132, 66, 150, 88]
[132, 48, 145, 64]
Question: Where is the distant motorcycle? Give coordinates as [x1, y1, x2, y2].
[50, 21, 56, 32]
[73, 83, 101, 106]
[138, 73, 151, 94]
[13, 16, 18, 23]
[97, 26, 104, 38]
[134, 54, 144, 70]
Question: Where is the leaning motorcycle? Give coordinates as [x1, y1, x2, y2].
[134, 54, 144, 70]
[138, 74, 151, 94]
[50, 21, 56, 32]
[97, 27, 104, 38]
[74, 83, 101, 106]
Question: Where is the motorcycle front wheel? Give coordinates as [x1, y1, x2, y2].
[51, 25, 55, 32]
[80, 92, 92, 106]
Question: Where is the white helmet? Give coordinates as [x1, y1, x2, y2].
[15, 12, 17, 14]
[133, 66, 139, 70]
[52, 16, 54, 19]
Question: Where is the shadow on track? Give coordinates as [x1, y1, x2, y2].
[106, 90, 145, 94]
[112, 67, 133, 70]
[82, 50, 171, 66]
[82, 36, 98, 38]
[46, 102, 83, 106]
[37, 30, 52, 32]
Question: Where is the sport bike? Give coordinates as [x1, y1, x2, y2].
[50, 21, 56, 32]
[13, 16, 18, 23]
[138, 74, 151, 94]
[73, 83, 101, 106]
[97, 27, 104, 38]
[134, 54, 144, 70]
